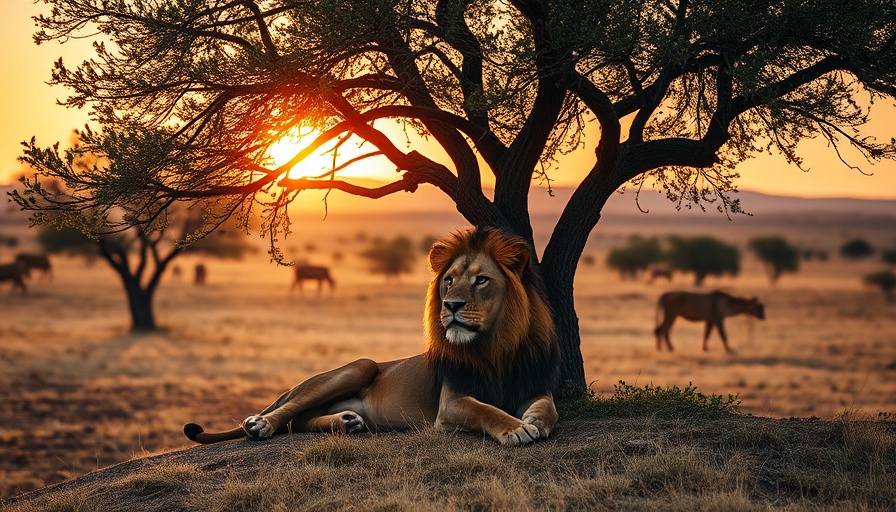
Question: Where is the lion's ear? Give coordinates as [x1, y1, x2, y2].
[428, 241, 452, 274]
[502, 240, 531, 276]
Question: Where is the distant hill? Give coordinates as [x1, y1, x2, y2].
[528, 186, 896, 218]
[4, 180, 895, 228]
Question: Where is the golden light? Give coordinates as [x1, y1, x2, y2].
[266, 130, 398, 182]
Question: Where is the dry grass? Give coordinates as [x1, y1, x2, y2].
[7, 411, 894, 511]
[1, 212, 895, 505]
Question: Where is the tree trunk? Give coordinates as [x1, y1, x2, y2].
[543, 267, 586, 398]
[121, 274, 157, 331]
[540, 172, 618, 398]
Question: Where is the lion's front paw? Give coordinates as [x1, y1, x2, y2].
[522, 416, 551, 438]
[243, 415, 274, 440]
[499, 423, 540, 447]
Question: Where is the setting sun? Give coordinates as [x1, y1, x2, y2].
[266, 130, 400, 182]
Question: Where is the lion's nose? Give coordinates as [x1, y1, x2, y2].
[443, 300, 466, 313]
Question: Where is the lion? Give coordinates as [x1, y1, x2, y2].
[654, 290, 765, 352]
[184, 227, 560, 447]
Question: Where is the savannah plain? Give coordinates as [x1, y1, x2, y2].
[1, 188, 895, 501]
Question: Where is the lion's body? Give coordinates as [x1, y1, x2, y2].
[654, 290, 765, 352]
[185, 227, 559, 446]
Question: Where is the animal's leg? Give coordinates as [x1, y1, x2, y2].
[516, 394, 558, 438]
[662, 317, 675, 351]
[717, 321, 732, 353]
[435, 386, 539, 447]
[655, 315, 675, 351]
[702, 321, 715, 351]
[243, 358, 379, 440]
[303, 411, 366, 434]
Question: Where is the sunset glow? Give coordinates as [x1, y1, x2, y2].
[267, 131, 399, 182]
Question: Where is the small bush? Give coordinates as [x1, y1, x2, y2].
[840, 238, 874, 259]
[863, 270, 896, 302]
[561, 381, 741, 420]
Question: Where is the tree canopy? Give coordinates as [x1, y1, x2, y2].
[606, 235, 664, 279]
[840, 238, 875, 259]
[748, 235, 799, 284]
[14, 0, 896, 393]
[667, 235, 740, 286]
[360, 235, 418, 280]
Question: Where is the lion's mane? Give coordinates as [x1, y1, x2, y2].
[424, 227, 560, 414]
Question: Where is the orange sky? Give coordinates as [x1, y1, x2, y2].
[2, 3, 895, 200]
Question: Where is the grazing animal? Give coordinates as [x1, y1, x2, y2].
[194, 263, 207, 286]
[0, 261, 28, 294]
[647, 265, 673, 284]
[292, 264, 335, 294]
[184, 227, 560, 447]
[654, 290, 765, 352]
[14, 253, 51, 279]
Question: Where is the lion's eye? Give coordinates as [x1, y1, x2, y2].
[444, 275, 453, 286]
[474, 275, 490, 286]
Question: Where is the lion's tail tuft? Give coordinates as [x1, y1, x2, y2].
[183, 423, 246, 444]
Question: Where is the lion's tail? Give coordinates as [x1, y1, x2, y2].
[183, 423, 246, 444]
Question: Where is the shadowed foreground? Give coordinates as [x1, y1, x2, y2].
[5, 413, 895, 512]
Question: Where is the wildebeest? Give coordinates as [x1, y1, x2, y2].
[15, 253, 51, 279]
[647, 265, 673, 284]
[194, 263, 207, 286]
[654, 290, 765, 353]
[292, 264, 335, 294]
[0, 261, 29, 294]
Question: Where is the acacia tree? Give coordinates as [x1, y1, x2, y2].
[606, 236, 664, 280]
[17, 0, 896, 394]
[666, 235, 740, 286]
[748, 235, 799, 284]
[15, 127, 235, 331]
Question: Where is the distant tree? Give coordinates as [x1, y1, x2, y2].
[581, 254, 596, 267]
[184, 229, 255, 260]
[667, 236, 740, 287]
[360, 236, 417, 281]
[882, 247, 896, 265]
[748, 236, 800, 284]
[16, 127, 236, 332]
[606, 236, 664, 280]
[0, 234, 19, 249]
[840, 239, 875, 260]
[419, 235, 439, 255]
[864, 270, 896, 302]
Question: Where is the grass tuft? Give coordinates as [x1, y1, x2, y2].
[560, 380, 741, 420]
[115, 461, 200, 496]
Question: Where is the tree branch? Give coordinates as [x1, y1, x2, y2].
[435, 0, 490, 130]
[241, 0, 279, 59]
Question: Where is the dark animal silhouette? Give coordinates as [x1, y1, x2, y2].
[292, 264, 335, 294]
[194, 263, 207, 286]
[15, 253, 51, 280]
[647, 265, 673, 284]
[0, 262, 29, 294]
[654, 290, 765, 353]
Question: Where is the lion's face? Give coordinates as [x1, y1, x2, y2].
[439, 252, 509, 345]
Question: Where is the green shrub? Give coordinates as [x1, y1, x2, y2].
[561, 381, 741, 420]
